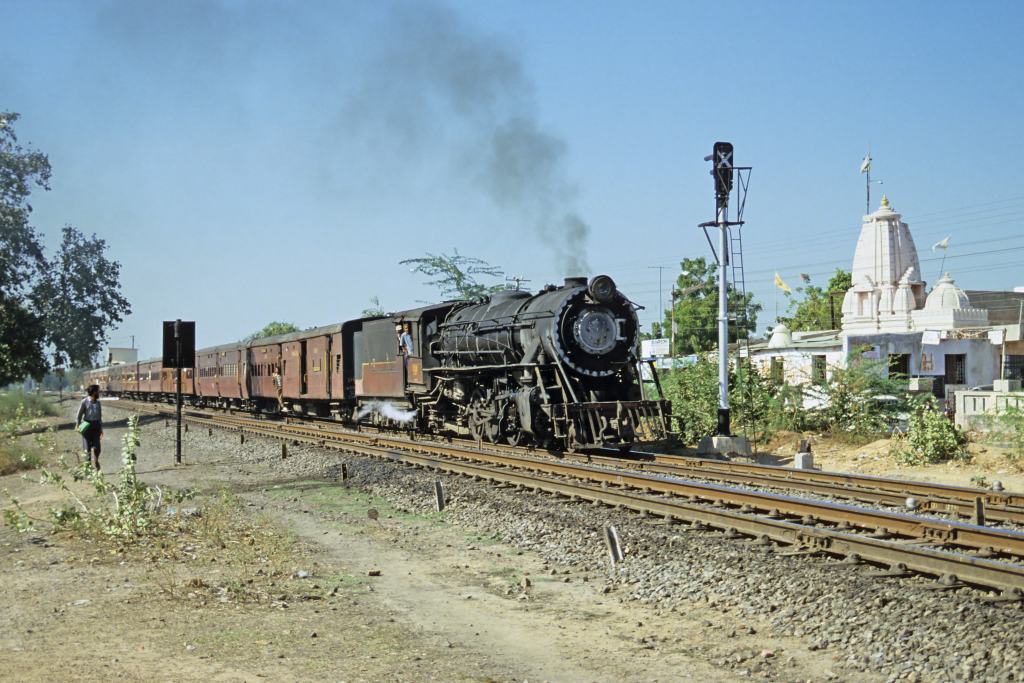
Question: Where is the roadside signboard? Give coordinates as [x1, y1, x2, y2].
[641, 338, 670, 358]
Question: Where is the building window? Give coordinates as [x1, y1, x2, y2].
[1005, 355, 1024, 381]
[888, 354, 911, 378]
[945, 354, 966, 385]
[812, 355, 827, 384]
[770, 357, 784, 385]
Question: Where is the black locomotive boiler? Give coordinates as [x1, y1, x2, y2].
[419, 275, 670, 449]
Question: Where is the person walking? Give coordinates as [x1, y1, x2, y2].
[76, 384, 104, 470]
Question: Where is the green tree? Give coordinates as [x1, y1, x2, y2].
[780, 269, 852, 331]
[244, 321, 300, 342]
[401, 250, 504, 300]
[663, 257, 760, 356]
[0, 112, 51, 295]
[33, 226, 132, 369]
[0, 112, 51, 384]
[0, 298, 48, 385]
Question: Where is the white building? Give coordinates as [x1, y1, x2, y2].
[745, 195, 1023, 402]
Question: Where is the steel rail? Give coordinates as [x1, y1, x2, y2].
[588, 451, 1024, 525]
[124, 398, 1024, 526]
[147, 403, 1024, 560]
[125, 401, 1024, 561]
[225, 408, 1024, 526]
[124, 400, 1024, 593]
[225, 415, 1024, 593]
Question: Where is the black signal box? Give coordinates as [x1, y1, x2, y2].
[162, 320, 196, 368]
[712, 141, 734, 200]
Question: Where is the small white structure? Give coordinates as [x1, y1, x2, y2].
[912, 274, 989, 330]
[106, 347, 138, 365]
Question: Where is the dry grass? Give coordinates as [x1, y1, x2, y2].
[125, 490, 308, 607]
[0, 443, 43, 476]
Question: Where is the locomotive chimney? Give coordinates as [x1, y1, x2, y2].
[563, 277, 588, 288]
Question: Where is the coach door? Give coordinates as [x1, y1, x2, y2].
[300, 340, 308, 395]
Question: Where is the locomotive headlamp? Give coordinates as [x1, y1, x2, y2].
[588, 275, 616, 304]
[573, 308, 618, 355]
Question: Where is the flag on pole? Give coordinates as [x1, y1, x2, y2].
[774, 273, 792, 294]
[932, 236, 950, 251]
[860, 155, 871, 173]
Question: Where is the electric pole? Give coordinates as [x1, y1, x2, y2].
[648, 266, 666, 336]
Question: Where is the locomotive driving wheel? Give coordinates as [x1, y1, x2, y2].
[467, 390, 500, 443]
[501, 402, 527, 446]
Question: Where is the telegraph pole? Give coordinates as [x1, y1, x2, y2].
[648, 266, 666, 335]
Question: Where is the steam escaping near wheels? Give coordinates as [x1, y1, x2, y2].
[356, 400, 418, 424]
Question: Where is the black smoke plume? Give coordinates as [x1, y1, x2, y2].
[344, 2, 591, 275]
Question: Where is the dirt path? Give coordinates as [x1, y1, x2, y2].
[0, 406, 869, 682]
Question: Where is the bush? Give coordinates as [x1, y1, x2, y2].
[805, 355, 909, 442]
[730, 361, 775, 442]
[659, 356, 779, 445]
[768, 383, 810, 433]
[660, 356, 718, 446]
[657, 350, 916, 447]
[891, 397, 968, 465]
[0, 391, 58, 420]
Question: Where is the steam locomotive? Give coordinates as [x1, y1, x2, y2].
[85, 275, 670, 451]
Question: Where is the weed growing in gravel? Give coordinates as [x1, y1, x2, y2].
[147, 490, 305, 606]
[3, 413, 308, 607]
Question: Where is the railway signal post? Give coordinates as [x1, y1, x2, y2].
[162, 320, 195, 465]
[697, 142, 751, 458]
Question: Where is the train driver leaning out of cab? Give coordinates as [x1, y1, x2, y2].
[397, 323, 414, 358]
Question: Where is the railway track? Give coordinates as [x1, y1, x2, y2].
[119, 399, 1024, 598]
[586, 450, 1024, 526]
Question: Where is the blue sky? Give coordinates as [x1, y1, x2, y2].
[4, 0, 1024, 357]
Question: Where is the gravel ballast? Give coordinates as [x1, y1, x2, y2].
[113, 405, 1024, 683]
